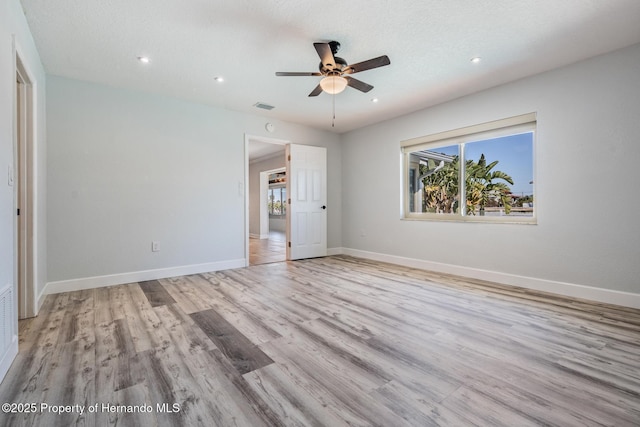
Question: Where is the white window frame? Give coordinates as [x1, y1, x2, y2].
[401, 113, 537, 224]
[268, 185, 287, 217]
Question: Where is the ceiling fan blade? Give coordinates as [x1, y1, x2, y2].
[314, 42, 337, 68]
[276, 72, 322, 76]
[344, 55, 390, 74]
[308, 84, 323, 97]
[345, 76, 373, 93]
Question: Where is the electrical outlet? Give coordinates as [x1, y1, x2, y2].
[152, 241, 160, 252]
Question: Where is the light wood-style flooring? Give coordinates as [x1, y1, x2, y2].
[1, 255, 639, 426]
[249, 230, 286, 265]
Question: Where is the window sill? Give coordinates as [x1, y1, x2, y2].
[401, 214, 537, 225]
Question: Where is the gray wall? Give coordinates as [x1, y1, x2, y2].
[46, 76, 341, 284]
[341, 43, 640, 296]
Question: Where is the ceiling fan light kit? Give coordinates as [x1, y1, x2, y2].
[319, 76, 348, 94]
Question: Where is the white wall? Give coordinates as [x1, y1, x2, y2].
[341, 43, 640, 305]
[46, 76, 342, 292]
[0, 0, 47, 380]
[248, 154, 285, 237]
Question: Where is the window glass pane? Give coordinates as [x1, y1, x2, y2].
[275, 188, 282, 215]
[408, 144, 460, 215]
[268, 189, 274, 215]
[464, 132, 534, 217]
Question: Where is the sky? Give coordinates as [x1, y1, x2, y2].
[434, 132, 534, 196]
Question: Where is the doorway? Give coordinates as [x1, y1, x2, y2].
[250, 168, 286, 265]
[245, 135, 288, 266]
[15, 53, 36, 319]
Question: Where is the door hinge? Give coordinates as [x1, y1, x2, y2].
[17, 208, 20, 216]
[288, 155, 291, 161]
[288, 198, 291, 204]
[288, 242, 291, 248]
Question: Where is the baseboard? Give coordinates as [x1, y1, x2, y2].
[42, 259, 246, 296]
[341, 248, 640, 309]
[327, 247, 344, 256]
[37, 284, 47, 313]
[0, 337, 18, 383]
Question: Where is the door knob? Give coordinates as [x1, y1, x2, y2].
[321, 205, 327, 210]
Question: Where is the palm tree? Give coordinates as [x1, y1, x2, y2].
[421, 157, 459, 213]
[465, 154, 514, 215]
[419, 153, 513, 215]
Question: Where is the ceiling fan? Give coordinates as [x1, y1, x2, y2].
[276, 41, 390, 97]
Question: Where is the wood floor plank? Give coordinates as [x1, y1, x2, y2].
[439, 333, 640, 425]
[137, 348, 212, 427]
[261, 327, 389, 394]
[244, 363, 349, 427]
[193, 348, 282, 427]
[160, 275, 216, 315]
[258, 339, 410, 426]
[139, 280, 176, 307]
[94, 285, 129, 327]
[152, 303, 214, 356]
[120, 283, 171, 353]
[190, 308, 275, 375]
[298, 317, 462, 405]
[369, 380, 467, 427]
[189, 274, 283, 345]
[38, 338, 96, 427]
[467, 376, 637, 427]
[439, 385, 541, 427]
[198, 272, 308, 339]
[109, 383, 158, 427]
[94, 317, 146, 400]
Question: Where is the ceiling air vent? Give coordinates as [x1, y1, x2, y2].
[254, 102, 275, 110]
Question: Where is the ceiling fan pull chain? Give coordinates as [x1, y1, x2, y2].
[332, 92, 336, 127]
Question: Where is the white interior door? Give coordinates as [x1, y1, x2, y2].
[286, 144, 327, 260]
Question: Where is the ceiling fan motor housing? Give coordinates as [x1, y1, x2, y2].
[319, 56, 347, 75]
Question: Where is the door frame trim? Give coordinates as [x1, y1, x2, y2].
[244, 134, 289, 267]
[14, 42, 38, 319]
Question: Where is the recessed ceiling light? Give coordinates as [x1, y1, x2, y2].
[471, 57, 482, 63]
[137, 56, 150, 64]
[371, 98, 379, 103]
[214, 76, 224, 83]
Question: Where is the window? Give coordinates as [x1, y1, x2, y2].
[267, 171, 286, 217]
[402, 113, 536, 223]
[268, 187, 286, 216]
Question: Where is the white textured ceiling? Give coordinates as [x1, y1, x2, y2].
[248, 139, 285, 162]
[20, 0, 640, 133]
